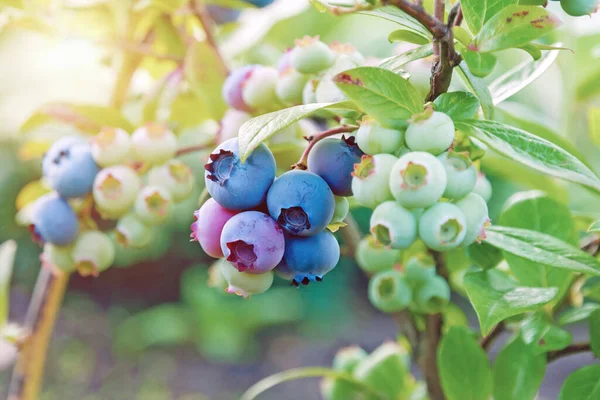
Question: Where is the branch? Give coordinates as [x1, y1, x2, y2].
[480, 322, 505, 350]
[292, 125, 358, 170]
[547, 343, 592, 363]
[383, 0, 448, 38]
[190, 0, 229, 74]
[175, 143, 213, 157]
[8, 268, 70, 400]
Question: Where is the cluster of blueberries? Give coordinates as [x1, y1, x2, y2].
[29, 123, 196, 276]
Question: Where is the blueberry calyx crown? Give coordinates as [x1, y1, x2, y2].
[28, 224, 43, 245]
[342, 135, 362, 156]
[291, 276, 323, 287]
[277, 206, 311, 234]
[205, 149, 235, 186]
[226, 240, 257, 272]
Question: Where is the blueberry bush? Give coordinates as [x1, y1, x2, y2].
[1, 0, 600, 399]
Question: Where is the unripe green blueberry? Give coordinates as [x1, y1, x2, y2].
[134, 185, 173, 225]
[276, 68, 310, 105]
[370, 201, 417, 249]
[438, 151, 477, 199]
[389, 152, 447, 209]
[91, 127, 131, 167]
[42, 243, 75, 273]
[328, 196, 349, 232]
[404, 255, 436, 290]
[93, 165, 142, 219]
[147, 160, 195, 202]
[561, 0, 598, 16]
[290, 36, 335, 74]
[414, 276, 450, 314]
[418, 202, 467, 251]
[315, 56, 359, 104]
[71, 230, 115, 277]
[115, 213, 152, 248]
[207, 259, 229, 292]
[356, 118, 405, 155]
[454, 192, 491, 246]
[329, 42, 366, 66]
[332, 346, 368, 373]
[241, 66, 279, 111]
[218, 258, 274, 298]
[351, 154, 397, 209]
[131, 123, 177, 165]
[405, 110, 455, 155]
[302, 79, 318, 105]
[473, 172, 492, 202]
[368, 270, 412, 313]
[356, 236, 400, 273]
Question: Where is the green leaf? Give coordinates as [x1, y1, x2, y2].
[0, 240, 16, 326]
[461, 0, 518, 34]
[463, 50, 497, 78]
[490, 44, 560, 105]
[333, 67, 422, 129]
[473, 6, 561, 53]
[577, 69, 600, 102]
[590, 308, 600, 358]
[433, 92, 480, 121]
[499, 191, 577, 301]
[388, 29, 429, 45]
[483, 226, 600, 276]
[518, 43, 543, 60]
[558, 304, 600, 326]
[239, 367, 386, 400]
[493, 336, 546, 400]
[590, 220, 600, 233]
[455, 120, 600, 193]
[589, 107, 600, 147]
[438, 326, 493, 400]
[521, 313, 572, 353]
[559, 365, 600, 400]
[467, 241, 503, 270]
[464, 271, 558, 335]
[360, 6, 432, 40]
[456, 62, 494, 119]
[184, 40, 228, 120]
[20, 103, 134, 134]
[238, 101, 356, 162]
[378, 43, 433, 73]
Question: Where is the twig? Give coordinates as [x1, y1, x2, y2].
[383, 0, 448, 38]
[455, 7, 463, 26]
[190, 0, 229, 74]
[292, 125, 358, 170]
[8, 269, 70, 400]
[547, 343, 592, 363]
[393, 310, 421, 355]
[480, 322, 505, 350]
[175, 143, 213, 157]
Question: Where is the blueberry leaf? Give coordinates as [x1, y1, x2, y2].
[333, 66, 423, 129]
[558, 304, 600, 326]
[388, 29, 429, 45]
[455, 119, 600, 193]
[483, 226, 600, 276]
[438, 326, 493, 400]
[559, 365, 600, 400]
[590, 309, 600, 358]
[463, 50, 497, 78]
[433, 92, 480, 120]
[463, 270, 558, 335]
[360, 6, 431, 40]
[588, 107, 600, 147]
[378, 43, 433, 73]
[589, 220, 600, 233]
[456, 63, 494, 119]
[521, 313, 572, 353]
[461, 0, 518, 34]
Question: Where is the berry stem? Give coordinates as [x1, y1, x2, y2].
[547, 342, 592, 363]
[190, 0, 230, 74]
[8, 268, 69, 400]
[175, 142, 214, 157]
[292, 125, 358, 170]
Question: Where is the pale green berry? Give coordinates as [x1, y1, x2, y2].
[315, 56, 359, 103]
[329, 196, 349, 227]
[404, 256, 436, 290]
[241, 66, 279, 111]
[115, 213, 152, 248]
[368, 270, 412, 313]
[276, 69, 310, 105]
[405, 110, 455, 155]
[290, 36, 335, 74]
[71, 230, 115, 277]
[93, 165, 141, 219]
[370, 201, 418, 249]
[351, 154, 397, 209]
[207, 259, 229, 292]
[131, 122, 177, 165]
[332, 346, 368, 373]
[134, 185, 173, 225]
[418, 202, 467, 251]
[42, 243, 75, 273]
[438, 151, 477, 199]
[356, 236, 400, 273]
[147, 160, 195, 202]
[454, 192, 491, 246]
[356, 119, 404, 155]
[330, 42, 366, 66]
[414, 276, 450, 314]
[302, 79, 318, 105]
[473, 172, 492, 202]
[218, 258, 274, 298]
[91, 127, 131, 167]
[389, 152, 447, 209]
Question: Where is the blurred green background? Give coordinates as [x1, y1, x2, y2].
[0, 1, 599, 399]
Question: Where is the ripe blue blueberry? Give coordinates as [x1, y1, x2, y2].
[220, 211, 285, 273]
[389, 151, 447, 209]
[266, 170, 335, 236]
[356, 118, 404, 155]
[307, 136, 364, 196]
[42, 137, 99, 198]
[454, 192, 491, 246]
[244, 0, 275, 7]
[438, 151, 477, 199]
[205, 138, 276, 210]
[405, 110, 455, 155]
[351, 154, 397, 209]
[370, 201, 418, 249]
[30, 193, 79, 246]
[418, 202, 467, 251]
[282, 230, 340, 285]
